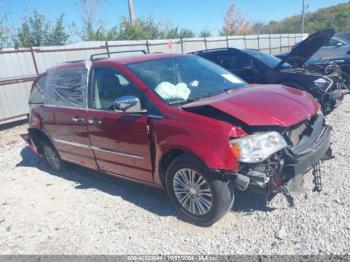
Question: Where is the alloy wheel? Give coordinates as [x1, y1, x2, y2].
[173, 168, 213, 216]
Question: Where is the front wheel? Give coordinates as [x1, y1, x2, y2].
[165, 154, 235, 227]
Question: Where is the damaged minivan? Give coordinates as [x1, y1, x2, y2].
[23, 52, 333, 226]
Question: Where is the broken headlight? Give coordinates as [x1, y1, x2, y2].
[230, 132, 287, 163]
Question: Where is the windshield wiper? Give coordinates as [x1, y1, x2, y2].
[182, 87, 237, 105]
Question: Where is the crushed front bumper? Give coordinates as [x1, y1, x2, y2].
[283, 124, 331, 179]
[234, 123, 332, 194]
[322, 87, 343, 113]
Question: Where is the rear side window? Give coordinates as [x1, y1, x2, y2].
[44, 66, 88, 108]
[29, 75, 47, 105]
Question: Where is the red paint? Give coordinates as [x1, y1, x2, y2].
[26, 54, 321, 188]
[183, 84, 320, 127]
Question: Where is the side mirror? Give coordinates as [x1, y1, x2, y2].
[113, 95, 147, 113]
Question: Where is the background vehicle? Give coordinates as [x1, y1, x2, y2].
[277, 53, 350, 94]
[22, 52, 332, 226]
[312, 36, 350, 58]
[192, 29, 344, 114]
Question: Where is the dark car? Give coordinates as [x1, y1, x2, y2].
[313, 35, 350, 58]
[277, 53, 350, 93]
[22, 51, 332, 226]
[192, 29, 344, 114]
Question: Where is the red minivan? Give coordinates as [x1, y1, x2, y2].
[23, 52, 332, 226]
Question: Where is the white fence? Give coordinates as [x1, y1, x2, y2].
[0, 33, 307, 123]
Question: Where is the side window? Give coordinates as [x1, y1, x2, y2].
[91, 67, 144, 111]
[29, 74, 47, 105]
[217, 52, 254, 70]
[45, 66, 87, 108]
[326, 39, 341, 47]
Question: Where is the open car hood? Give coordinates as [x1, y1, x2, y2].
[182, 85, 320, 128]
[276, 29, 335, 69]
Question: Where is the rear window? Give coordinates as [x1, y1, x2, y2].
[44, 66, 88, 108]
[29, 75, 47, 105]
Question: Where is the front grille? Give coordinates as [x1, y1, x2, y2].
[288, 122, 307, 146]
[286, 113, 324, 155]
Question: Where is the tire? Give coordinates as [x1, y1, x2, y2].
[41, 140, 65, 172]
[165, 154, 235, 227]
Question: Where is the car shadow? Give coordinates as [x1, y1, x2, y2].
[17, 147, 275, 218]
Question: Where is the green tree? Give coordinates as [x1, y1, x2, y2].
[255, 2, 350, 34]
[49, 15, 70, 45]
[199, 30, 211, 37]
[14, 11, 70, 47]
[109, 17, 165, 40]
[0, 14, 10, 48]
[166, 27, 195, 38]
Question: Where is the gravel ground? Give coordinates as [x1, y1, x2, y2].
[0, 96, 349, 255]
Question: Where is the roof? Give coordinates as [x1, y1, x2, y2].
[49, 53, 188, 71]
[112, 53, 187, 64]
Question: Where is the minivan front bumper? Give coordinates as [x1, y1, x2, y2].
[283, 124, 331, 178]
[234, 122, 332, 193]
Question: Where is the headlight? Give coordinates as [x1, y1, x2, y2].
[230, 132, 287, 163]
[314, 77, 330, 90]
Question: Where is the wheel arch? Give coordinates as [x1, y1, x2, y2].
[158, 148, 207, 188]
[28, 128, 55, 154]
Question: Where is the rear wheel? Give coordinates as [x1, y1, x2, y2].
[41, 141, 64, 172]
[165, 154, 234, 227]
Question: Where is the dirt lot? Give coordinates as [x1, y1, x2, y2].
[0, 96, 350, 255]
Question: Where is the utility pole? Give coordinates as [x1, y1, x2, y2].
[128, 0, 136, 24]
[301, 0, 305, 33]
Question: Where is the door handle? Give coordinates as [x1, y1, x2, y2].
[72, 116, 85, 124]
[88, 118, 102, 125]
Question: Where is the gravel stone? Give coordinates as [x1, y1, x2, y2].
[0, 96, 350, 255]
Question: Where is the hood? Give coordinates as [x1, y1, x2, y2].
[182, 85, 320, 128]
[276, 28, 335, 69]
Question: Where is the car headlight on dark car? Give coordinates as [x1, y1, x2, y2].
[314, 77, 331, 90]
[230, 132, 287, 163]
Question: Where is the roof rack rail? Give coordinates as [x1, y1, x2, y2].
[191, 47, 233, 54]
[64, 59, 86, 64]
[90, 50, 147, 60]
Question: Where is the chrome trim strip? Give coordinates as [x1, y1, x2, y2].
[54, 138, 91, 149]
[54, 138, 144, 159]
[91, 146, 144, 159]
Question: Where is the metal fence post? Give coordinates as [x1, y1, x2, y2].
[257, 34, 260, 50]
[243, 34, 246, 49]
[226, 35, 229, 48]
[204, 37, 208, 50]
[180, 37, 184, 54]
[279, 33, 282, 53]
[146, 40, 150, 53]
[30, 46, 39, 75]
[268, 34, 272, 54]
[105, 41, 110, 57]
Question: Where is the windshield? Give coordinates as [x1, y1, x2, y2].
[244, 49, 286, 68]
[126, 55, 247, 105]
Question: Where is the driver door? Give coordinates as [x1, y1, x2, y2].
[87, 66, 153, 183]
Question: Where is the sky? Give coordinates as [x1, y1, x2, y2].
[1, 0, 348, 35]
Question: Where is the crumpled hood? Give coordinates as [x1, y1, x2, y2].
[276, 28, 335, 69]
[183, 85, 320, 127]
